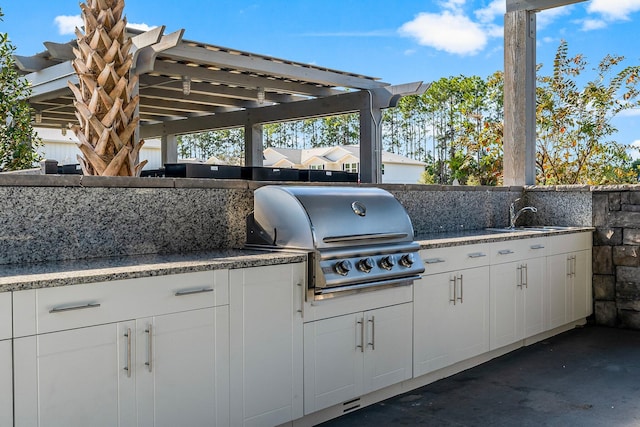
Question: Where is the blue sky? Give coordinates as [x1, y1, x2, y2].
[2, 0, 639, 155]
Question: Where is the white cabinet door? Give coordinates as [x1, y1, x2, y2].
[364, 303, 413, 393]
[0, 340, 12, 427]
[137, 307, 229, 427]
[229, 263, 305, 427]
[414, 266, 490, 377]
[304, 303, 413, 414]
[546, 252, 569, 329]
[14, 322, 136, 427]
[571, 249, 592, 322]
[490, 257, 544, 350]
[522, 256, 545, 339]
[303, 312, 364, 414]
[490, 262, 521, 349]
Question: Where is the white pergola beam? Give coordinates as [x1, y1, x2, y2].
[153, 61, 341, 98]
[164, 44, 387, 90]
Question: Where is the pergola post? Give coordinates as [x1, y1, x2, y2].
[161, 134, 178, 164]
[503, 9, 536, 186]
[503, 0, 587, 186]
[359, 106, 383, 184]
[245, 123, 264, 167]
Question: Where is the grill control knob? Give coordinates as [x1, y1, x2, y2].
[358, 257, 375, 273]
[379, 255, 396, 270]
[399, 253, 415, 268]
[335, 260, 353, 276]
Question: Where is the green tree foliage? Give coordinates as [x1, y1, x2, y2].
[418, 73, 504, 185]
[177, 128, 244, 164]
[536, 40, 640, 184]
[175, 41, 637, 186]
[0, 8, 41, 171]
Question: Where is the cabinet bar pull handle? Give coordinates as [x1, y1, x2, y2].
[174, 288, 214, 297]
[49, 302, 101, 314]
[124, 328, 132, 378]
[498, 249, 514, 255]
[449, 276, 457, 305]
[356, 318, 365, 352]
[145, 324, 153, 372]
[467, 252, 486, 258]
[523, 264, 528, 288]
[458, 274, 464, 303]
[531, 244, 545, 250]
[297, 283, 304, 316]
[425, 258, 446, 264]
[517, 265, 523, 288]
[368, 316, 375, 350]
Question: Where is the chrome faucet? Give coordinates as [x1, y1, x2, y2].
[509, 198, 537, 229]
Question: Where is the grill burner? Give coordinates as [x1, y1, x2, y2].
[246, 186, 425, 299]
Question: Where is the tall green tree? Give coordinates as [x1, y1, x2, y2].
[536, 40, 640, 184]
[0, 8, 41, 171]
[178, 128, 244, 164]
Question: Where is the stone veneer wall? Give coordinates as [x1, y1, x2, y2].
[590, 187, 640, 329]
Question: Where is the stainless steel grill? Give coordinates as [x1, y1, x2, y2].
[246, 185, 425, 299]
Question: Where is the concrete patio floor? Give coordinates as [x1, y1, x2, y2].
[319, 325, 640, 426]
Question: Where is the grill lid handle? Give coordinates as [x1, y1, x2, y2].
[322, 232, 409, 244]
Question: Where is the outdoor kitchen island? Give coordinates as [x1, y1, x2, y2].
[0, 226, 592, 427]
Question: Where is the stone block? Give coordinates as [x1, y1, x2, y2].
[617, 266, 640, 283]
[616, 282, 640, 309]
[593, 275, 615, 300]
[593, 228, 622, 246]
[609, 192, 621, 211]
[618, 309, 640, 330]
[613, 246, 640, 267]
[629, 191, 640, 206]
[592, 194, 609, 227]
[594, 301, 617, 327]
[621, 192, 630, 205]
[593, 246, 613, 275]
[623, 229, 640, 245]
[608, 211, 640, 228]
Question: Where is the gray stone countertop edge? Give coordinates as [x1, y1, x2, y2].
[0, 250, 308, 292]
[1, 228, 593, 292]
[416, 227, 594, 249]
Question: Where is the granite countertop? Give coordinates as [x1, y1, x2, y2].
[1, 227, 593, 293]
[415, 226, 594, 249]
[0, 249, 308, 292]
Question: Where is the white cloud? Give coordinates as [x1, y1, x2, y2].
[54, 15, 157, 36]
[441, 0, 467, 13]
[588, 0, 640, 21]
[620, 108, 640, 117]
[475, 0, 505, 24]
[127, 23, 157, 32]
[628, 140, 640, 160]
[399, 11, 488, 56]
[536, 7, 571, 29]
[54, 15, 83, 35]
[580, 19, 608, 31]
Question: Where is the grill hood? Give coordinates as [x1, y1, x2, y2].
[247, 186, 414, 250]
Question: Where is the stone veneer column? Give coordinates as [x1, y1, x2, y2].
[592, 189, 640, 328]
